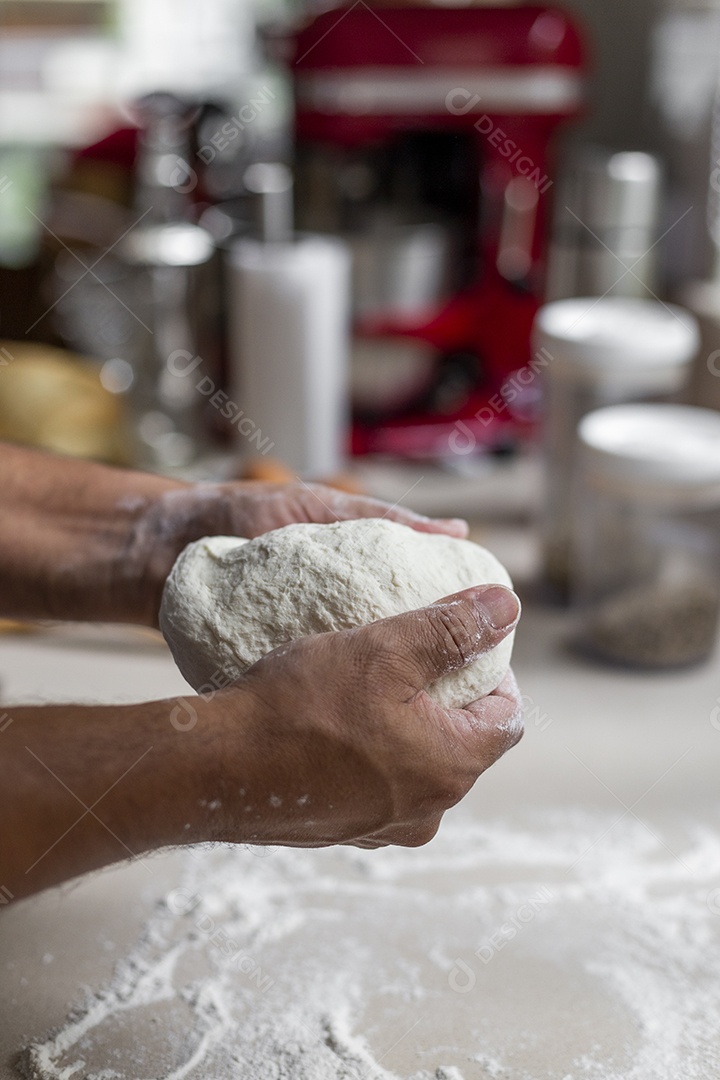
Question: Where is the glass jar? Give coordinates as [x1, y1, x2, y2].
[573, 403, 720, 669]
[533, 297, 699, 600]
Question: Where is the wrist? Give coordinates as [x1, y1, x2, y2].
[122, 484, 231, 628]
[179, 681, 306, 847]
[70, 472, 190, 628]
[75, 695, 230, 853]
[162, 686, 263, 845]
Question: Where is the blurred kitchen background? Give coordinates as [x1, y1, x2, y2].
[4, 0, 720, 669]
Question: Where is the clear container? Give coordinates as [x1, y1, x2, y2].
[573, 403, 720, 669]
[533, 297, 699, 600]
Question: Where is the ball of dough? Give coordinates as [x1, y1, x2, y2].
[159, 518, 515, 709]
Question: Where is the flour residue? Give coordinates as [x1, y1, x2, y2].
[17, 809, 720, 1080]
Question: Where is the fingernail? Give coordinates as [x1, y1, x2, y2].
[433, 518, 472, 540]
[477, 586, 520, 630]
[437, 517, 470, 536]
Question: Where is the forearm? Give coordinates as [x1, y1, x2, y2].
[0, 694, 223, 900]
[0, 444, 186, 625]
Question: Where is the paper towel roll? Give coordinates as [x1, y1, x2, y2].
[227, 235, 351, 477]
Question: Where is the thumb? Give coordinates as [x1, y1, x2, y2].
[367, 584, 520, 693]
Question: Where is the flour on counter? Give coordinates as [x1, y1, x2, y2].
[17, 810, 720, 1080]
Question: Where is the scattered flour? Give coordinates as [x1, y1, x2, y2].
[16, 809, 720, 1080]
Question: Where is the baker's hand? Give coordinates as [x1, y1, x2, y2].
[198, 480, 469, 539]
[199, 584, 522, 849]
[132, 481, 468, 627]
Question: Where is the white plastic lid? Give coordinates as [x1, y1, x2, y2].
[579, 403, 720, 502]
[533, 298, 699, 389]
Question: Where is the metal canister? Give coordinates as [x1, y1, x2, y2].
[546, 149, 662, 301]
[116, 222, 219, 469]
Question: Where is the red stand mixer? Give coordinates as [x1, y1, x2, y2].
[286, 4, 586, 458]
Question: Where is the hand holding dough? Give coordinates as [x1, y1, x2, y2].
[160, 518, 516, 709]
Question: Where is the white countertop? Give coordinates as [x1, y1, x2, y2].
[1, 528, 719, 1080]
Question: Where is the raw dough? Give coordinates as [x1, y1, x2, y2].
[159, 518, 515, 709]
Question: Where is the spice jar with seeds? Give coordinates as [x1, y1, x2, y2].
[573, 403, 720, 669]
[533, 298, 698, 602]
